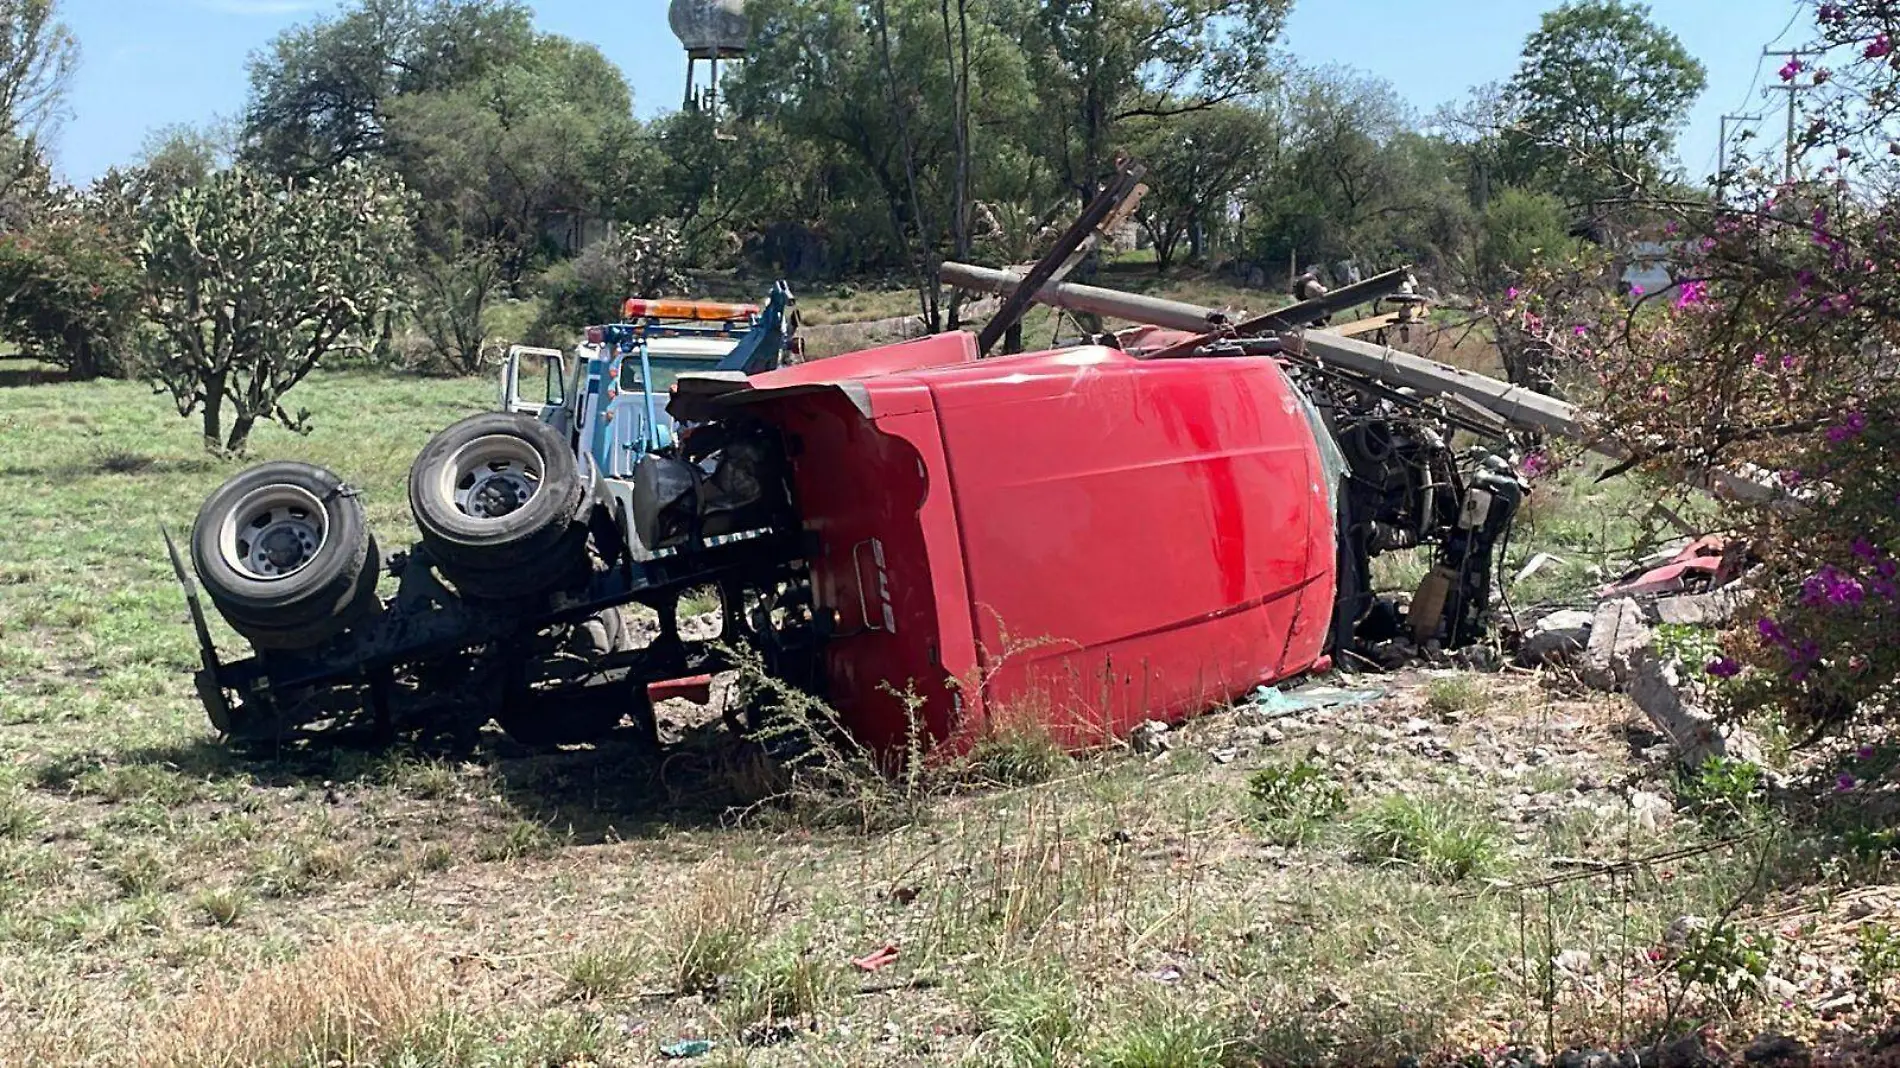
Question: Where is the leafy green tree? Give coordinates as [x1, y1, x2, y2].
[241, 0, 536, 177]
[1506, 0, 1706, 206]
[1126, 102, 1274, 269]
[0, 206, 140, 378]
[1476, 186, 1578, 287]
[1007, 0, 1290, 204]
[381, 33, 639, 279]
[137, 165, 413, 452]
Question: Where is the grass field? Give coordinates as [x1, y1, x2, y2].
[0, 368, 1893, 1067]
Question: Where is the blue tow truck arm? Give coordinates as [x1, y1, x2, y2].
[713, 281, 797, 375]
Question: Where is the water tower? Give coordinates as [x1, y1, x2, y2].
[670, 0, 748, 111]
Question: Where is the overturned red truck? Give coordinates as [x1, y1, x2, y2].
[171, 282, 1524, 756]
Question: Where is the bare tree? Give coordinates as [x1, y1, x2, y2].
[0, 0, 77, 141]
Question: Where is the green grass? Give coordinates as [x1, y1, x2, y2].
[1350, 794, 1508, 883]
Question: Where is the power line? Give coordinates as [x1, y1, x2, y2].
[1764, 47, 1816, 184]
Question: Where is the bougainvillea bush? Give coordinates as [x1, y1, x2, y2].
[1511, 2, 1900, 732]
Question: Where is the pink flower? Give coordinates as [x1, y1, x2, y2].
[1780, 58, 1805, 82]
[1674, 280, 1707, 309]
[1706, 657, 1742, 679]
[1869, 35, 1893, 60]
[1630, 284, 1645, 297]
[1506, 287, 1520, 302]
[1837, 773, 1858, 792]
[1573, 324, 1588, 337]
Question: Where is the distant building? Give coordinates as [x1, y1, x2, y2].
[1622, 240, 1682, 295]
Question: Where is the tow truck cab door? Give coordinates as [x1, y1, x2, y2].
[501, 345, 575, 437]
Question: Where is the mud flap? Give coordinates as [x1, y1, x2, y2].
[162, 526, 234, 733]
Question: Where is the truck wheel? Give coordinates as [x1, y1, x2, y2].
[190, 462, 380, 651]
[408, 413, 587, 593]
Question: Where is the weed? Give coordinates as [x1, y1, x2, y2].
[561, 942, 647, 1001]
[1248, 757, 1347, 845]
[416, 841, 455, 872]
[382, 755, 462, 800]
[663, 870, 776, 997]
[194, 886, 246, 928]
[1087, 1009, 1228, 1068]
[1654, 622, 1723, 668]
[475, 819, 560, 862]
[130, 937, 451, 1068]
[719, 941, 840, 1029]
[0, 788, 40, 839]
[105, 845, 172, 897]
[1351, 794, 1506, 882]
[1424, 675, 1485, 717]
[1859, 923, 1900, 1002]
[1674, 920, 1772, 1014]
[962, 717, 1072, 787]
[1674, 757, 1765, 827]
[977, 972, 1083, 1068]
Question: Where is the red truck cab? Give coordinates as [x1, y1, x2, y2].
[689, 330, 1338, 753]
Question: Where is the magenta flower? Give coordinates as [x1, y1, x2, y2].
[1837, 772, 1858, 792]
[1521, 451, 1551, 479]
[1706, 657, 1742, 679]
[1852, 537, 1882, 564]
[1630, 284, 1645, 297]
[1867, 35, 1892, 60]
[1673, 280, 1707, 309]
[1752, 352, 1769, 369]
[1779, 58, 1804, 82]
[1826, 411, 1868, 444]
[1506, 286, 1520, 302]
[1573, 324, 1588, 337]
[1759, 617, 1788, 644]
[1858, 745, 1877, 760]
[1803, 565, 1866, 608]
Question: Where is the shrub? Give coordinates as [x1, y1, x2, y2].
[0, 209, 140, 378]
[1351, 793, 1505, 882]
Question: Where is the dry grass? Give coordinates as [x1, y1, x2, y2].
[131, 936, 453, 1068]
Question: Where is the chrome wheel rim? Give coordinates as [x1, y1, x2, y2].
[219, 484, 328, 580]
[441, 434, 545, 521]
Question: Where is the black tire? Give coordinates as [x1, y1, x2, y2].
[190, 462, 379, 651]
[408, 413, 589, 599]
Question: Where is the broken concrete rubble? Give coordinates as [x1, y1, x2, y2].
[1628, 649, 1765, 767]
[1582, 598, 1652, 690]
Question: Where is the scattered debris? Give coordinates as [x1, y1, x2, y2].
[1582, 598, 1652, 691]
[1629, 649, 1765, 767]
[1129, 720, 1174, 754]
[1518, 609, 1593, 665]
[1245, 683, 1387, 720]
[660, 1039, 716, 1059]
[850, 943, 900, 972]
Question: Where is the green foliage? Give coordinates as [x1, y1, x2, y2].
[0, 0, 77, 142]
[136, 163, 413, 452]
[1476, 186, 1578, 286]
[1673, 757, 1764, 828]
[1127, 104, 1274, 269]
[0, 206, 141, 378]
[1351, 794, 1505, 882]
[1674, 920, 1772, 1014]
[1247, 757, 1346, 844]
[410, 241, 502, 374]
[1424, 674, 1485, 717]
[1507, 0, 1706, 205]
[1859, 923, 1900, 1001]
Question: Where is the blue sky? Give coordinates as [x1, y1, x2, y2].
[56, 0, 1807, 184]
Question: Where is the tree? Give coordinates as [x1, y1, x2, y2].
[0, 205, 140, 378]
[1009, 0, 1290, 204]
[241, 0, 535, 177]
[412, 240, 502, 374]
[1506, 0, 1706, 207]
[1520, 1, 1900, 735]
[1127, 102, 1274, 269]
[0, 0, 76, 142]
[137, 165, 413, 452]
